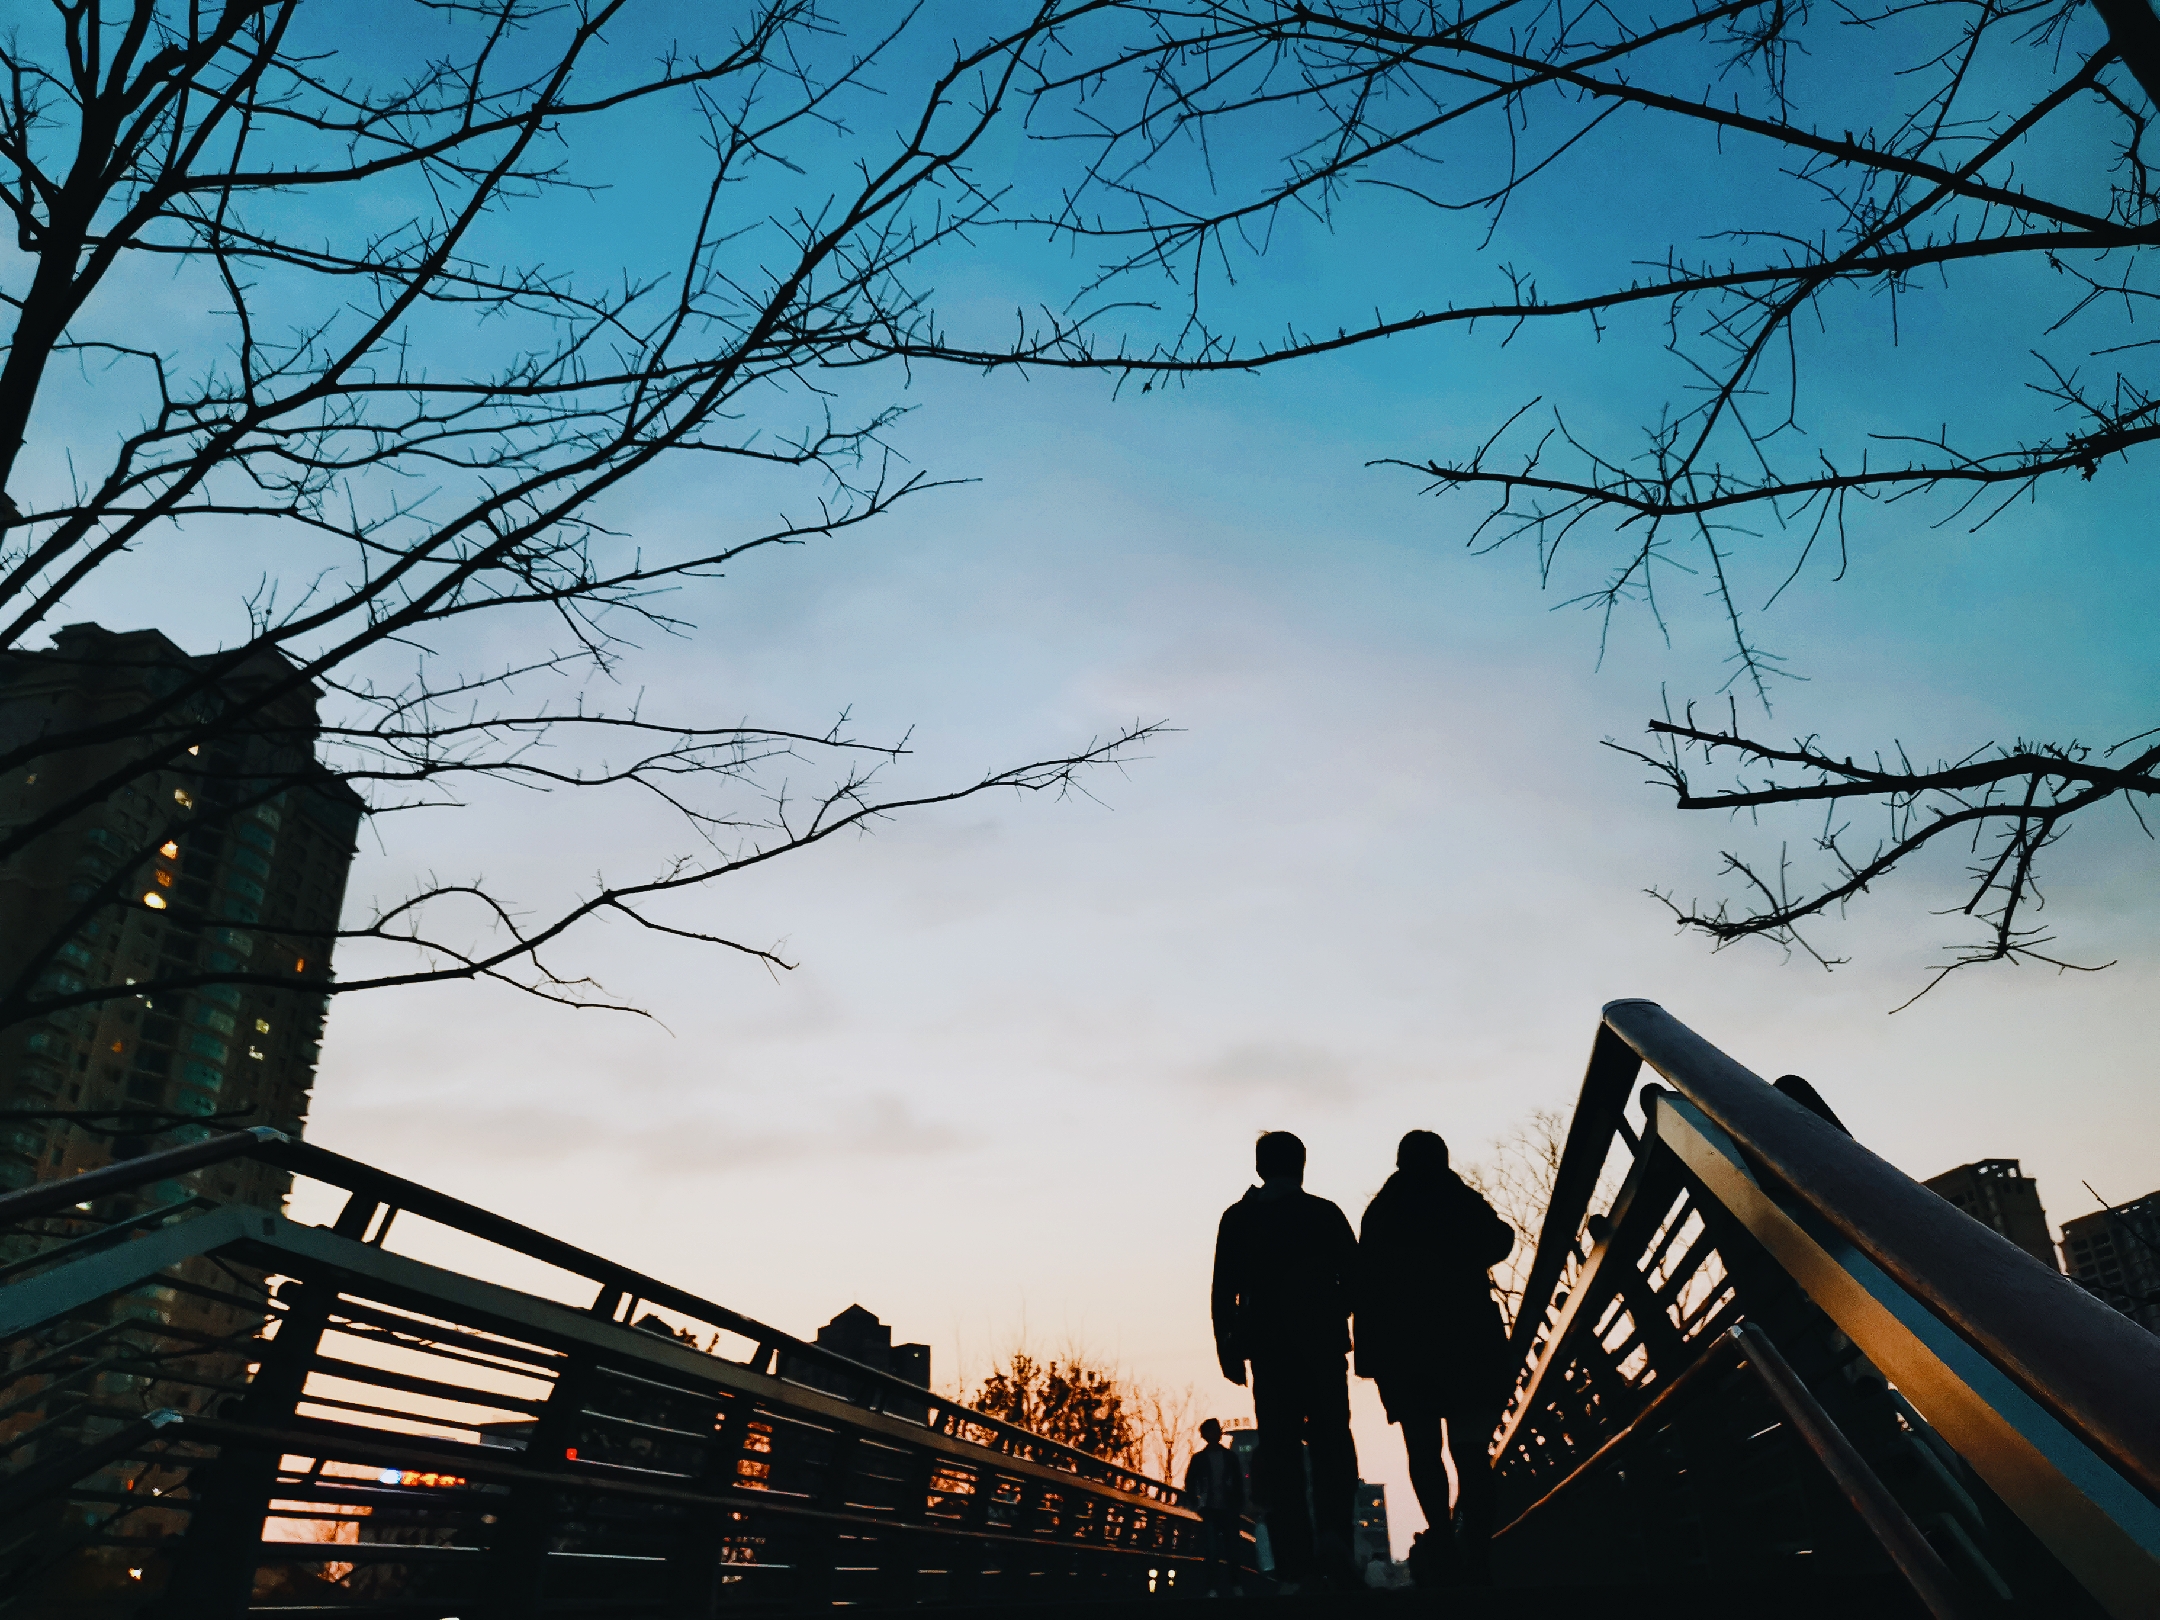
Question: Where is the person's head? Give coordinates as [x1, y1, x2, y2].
[1199, 1417, 1223, 1445]
[1255, 1131, 1305, 1185]
[1397, 1129, 1449, 1176]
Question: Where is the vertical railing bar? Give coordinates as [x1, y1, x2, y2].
[154, 1187, 376, 1612]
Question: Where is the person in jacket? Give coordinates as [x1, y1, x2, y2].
[1354, 1129, 1515, 1584]
[1183, 1418, 1247, 1595]
[1211, 1130, 1359, 1588]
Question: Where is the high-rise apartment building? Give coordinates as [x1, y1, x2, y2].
[0, 625, 362, 1558]
[0, 623, 361, 1199]
[1922, 1159, 2059, 1269]
[2061, 1193, 2160, 1335]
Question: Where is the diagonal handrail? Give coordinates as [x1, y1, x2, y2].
[0, 1125, 1182, 1503]
[1600, 998, 2160, 1506]
[1505, 1020, 1641, 1361]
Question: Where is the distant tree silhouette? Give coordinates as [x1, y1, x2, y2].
[964, 1343, 1197, 1484]
[970, 1349, 1144, 1471]
[1463, 1106, 1631, 1331]
[1461, 1109, 1569, 1333]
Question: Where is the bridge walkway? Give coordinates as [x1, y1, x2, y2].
[0, 1001, 2155, 1616]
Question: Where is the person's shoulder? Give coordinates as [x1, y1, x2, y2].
[1445, 1169, 1494, 1206]
[1296, 1189, 1355, 1223]
[1361, 1174, 1404, 1218]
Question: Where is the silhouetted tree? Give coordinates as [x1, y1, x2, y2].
[970, 1349, 1145, 1470]
[1140, 1377, 1201, 1489]
[1461, 1105, 1636, 1338]
[1461, 1108, 1569, 1332]
[993, 0, 2160, 996]
[962, 1342, 1197, 1483]
[0, 2, 1160, 1047]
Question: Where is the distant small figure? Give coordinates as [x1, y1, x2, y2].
[1211, 1130, 1360, 1589]
[1183, 1417, 1246, 1596]
[1355, 1129, 1515, 1585]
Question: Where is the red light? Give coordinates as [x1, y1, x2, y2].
[565, 1447, 577, 1461]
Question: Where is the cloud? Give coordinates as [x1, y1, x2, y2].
[325, 1091, 968, 1178]
[1188, 1038, 1363, 1103]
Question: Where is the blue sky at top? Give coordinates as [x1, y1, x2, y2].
[11, 0, 2158, 1546]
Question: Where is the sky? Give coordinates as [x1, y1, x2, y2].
[16, 0, 2160, 1554]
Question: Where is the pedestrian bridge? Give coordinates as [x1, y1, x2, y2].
[1, 1001, 2155, 1617]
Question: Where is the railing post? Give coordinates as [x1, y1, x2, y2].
[877, 1444, 936, 1605]
[155, 1190, 376, 1618]
[791, 1428, 862, 1606]
[948, 1463, 1002, 1603]
[662, 1380, 758, 1615]
[480, 1284, 619, 1619]
[1733, 1322, 1981, 1620]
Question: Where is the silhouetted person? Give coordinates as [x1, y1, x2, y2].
[1211, 1130, 1359, 1589]
[1184, 1418, 1246, 1596]
[1355, 1129, 1514, 1585]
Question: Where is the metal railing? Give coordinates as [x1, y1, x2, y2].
[0, 1131, 1201, 1616]
[1490, 1000, 2160, 1619]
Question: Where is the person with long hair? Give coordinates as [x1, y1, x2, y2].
[1354, 1130, 1515, 1584]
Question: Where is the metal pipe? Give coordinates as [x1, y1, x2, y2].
[1733, 1321, 1979, 1620]
[1491, 1329, 1744, 1541]
[1602, 998, 2160, 1505]
[0, 1126, 283, 1225]
[1507, 1021, 1644, 1363]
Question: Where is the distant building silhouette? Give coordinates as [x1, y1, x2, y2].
[0, 623, 362, 1500]
[1227, 1428, 1271, 1573]
[780, 1305, 931, 1419]
[1923, 1159, 2059, 1269]
[1218, 1426, 1390, 1577]
[2061, 1192, 2160, 1335]
[0, 624, 361, 1199]
[1352, 1481, 1390, 1572]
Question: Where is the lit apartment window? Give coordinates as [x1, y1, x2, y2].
[172, 789, 193, 807]
[154, 870, 173, 887]
[142, 892, 167, 910]
[160, 840, 179, 857]
[254, 1018, 271, 1034]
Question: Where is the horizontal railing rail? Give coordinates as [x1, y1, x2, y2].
[0, 1125, 1175, 1504]
[1496, 1319, 1975, 1620]
[0, 1132, 1206, 1616]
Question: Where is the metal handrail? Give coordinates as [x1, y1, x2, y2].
[0, 1126, 1181, 1504]
[1505, 1021, 1641, 1362]
[2, 1195, 1206, 1610]
[1601, 998, 2160, 1505]
[1731, 1321, 1976, 1620]
[0, 1125, 283, 1223]
[1495, 1320, 1977, 1619]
